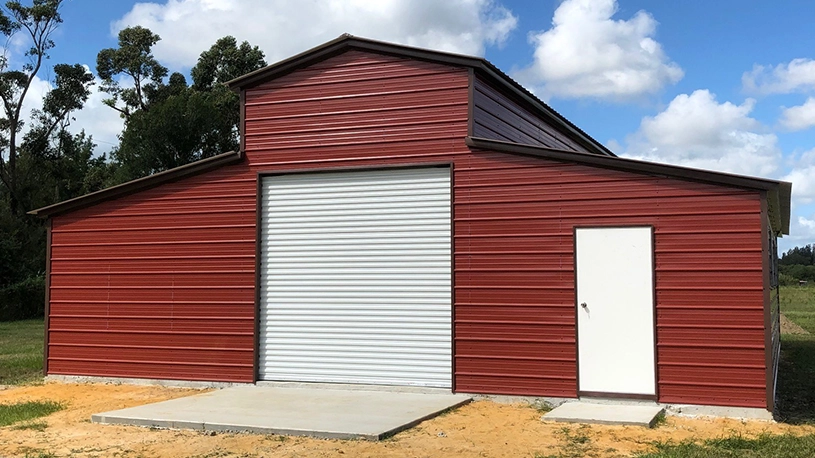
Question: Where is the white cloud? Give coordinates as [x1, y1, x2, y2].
[784, 166, 815, 205]
[782, 211, 815, 251]
[780, 97, 815, 131]
[743, 58, 815, 95]
[514, 0, 682, 101]
[782, 148, 815, 206]
[113, 0, 518, 68]
[621, 89, 781, 177]
[14, 73, 123, 155]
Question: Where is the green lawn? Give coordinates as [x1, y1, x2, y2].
[780, 285, 815, 333]
[635, 434, 815, 458]
[0, 319, 44, 385]
[0, 400, 62, 427]
[776, 285, 815, 424]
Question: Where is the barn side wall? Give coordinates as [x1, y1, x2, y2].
[48, 164, 257, 382]
[47, 49, 768, 408]
[471, 77, 583, 152]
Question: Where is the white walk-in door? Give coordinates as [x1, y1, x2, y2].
[259, 167, 452, 387]
[576, 227, 656, 396]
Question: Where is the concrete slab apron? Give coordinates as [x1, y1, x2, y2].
[92, 385, 472, 440]
[542, 402, 665, 428]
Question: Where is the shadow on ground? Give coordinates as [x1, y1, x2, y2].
[776, 336, 815, 424]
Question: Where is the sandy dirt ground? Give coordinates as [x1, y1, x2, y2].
[1, 383, 814, 458]
[781, 314, 810, 335]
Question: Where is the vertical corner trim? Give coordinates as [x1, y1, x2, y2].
[253, 174, 263, 383]
[239, 89, 247, 158]
[466, 68, 475, 138]
[43, 218, 52, 375]
[760, 191, 774, 412]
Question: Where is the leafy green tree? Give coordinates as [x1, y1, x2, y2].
[0, 1, 109, 320]
[113, 85, 237, 179]
[101, 30, 266, 183]
[96, 26, 168, 120]
[780, 244, 815, 266]
[0, 0, 63, 215]
[191, 35, 266, 91]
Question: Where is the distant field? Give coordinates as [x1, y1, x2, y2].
[781, 285, 815, 333]
[0, 319, 44, 385]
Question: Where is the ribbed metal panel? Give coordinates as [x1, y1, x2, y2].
[472, 77, 582, 151]
[259, 167, 452, 387]
[454, 152, 765, 405]
[47, 164, 257, 383]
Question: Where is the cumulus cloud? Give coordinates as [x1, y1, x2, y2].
[14, 73, 123, 154]
[780, 97, 815, 131]
[782, 148, 815, 206]
[514, 0, 682, 101]
[621, 89, 780, 177]
[112, 0, 518, 68]
[743, 58, 815, 95]
[782, 211, 815, 251]
[69, 80, 125, 153]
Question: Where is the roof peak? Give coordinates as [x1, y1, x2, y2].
[227, 34, 615, 158]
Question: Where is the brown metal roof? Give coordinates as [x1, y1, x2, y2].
[28, 150, 242, 218]
[226, 34, 616, 158]
[466, 136, 792, 235]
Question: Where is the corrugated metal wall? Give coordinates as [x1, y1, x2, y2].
[472, 78, 583, 151]
[48, 165, 257, 382]
[453, 150, 765, 406]
[48, 50, 768, 408]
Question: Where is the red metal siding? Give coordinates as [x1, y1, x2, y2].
[48, 165, 257, 382]
[48, 49, 768, 408]
[472, 77, 583, 151]
[455, 153, 766, 406]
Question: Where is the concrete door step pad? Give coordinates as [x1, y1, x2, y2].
[543, 402, 664, 427]
[92, 385, 471, 440]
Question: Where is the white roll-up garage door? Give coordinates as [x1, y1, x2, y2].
[259, 167, 452, 388]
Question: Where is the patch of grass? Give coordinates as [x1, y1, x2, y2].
[780, 286, 815, 333]
[535, 425, 604, 458]
[635, 433, 815, 457]
[17, 447, 56, 458]
[777, 285, 815, 423]
[0, 318, 44, 385]
[652, 410, 667, 427]
[776, 335, 815, 424]
[0, 400, 63, 426]
[11, 420, 49, 431]
[530, 398, 554, 413]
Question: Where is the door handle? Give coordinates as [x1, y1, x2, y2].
[580, 302, 588, 308]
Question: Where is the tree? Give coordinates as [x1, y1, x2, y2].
[191, 36, 265, 91]
[0, 1, 108, 320]
[0, 0, 63, 215]
[780, 244, 815, 266]
[96, 26, 167, 121]
[101, 30, 266, 183]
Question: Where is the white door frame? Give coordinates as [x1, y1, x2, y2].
[574, 225, 658, 399]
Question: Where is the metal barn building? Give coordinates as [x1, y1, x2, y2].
[31, 36, 791, 413]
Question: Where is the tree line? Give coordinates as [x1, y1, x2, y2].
[780, 244, 815, 285]
[0, 0, 266, 320]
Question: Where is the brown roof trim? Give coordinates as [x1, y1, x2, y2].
[466, 136, 791, 235]
[226, 34, 615, 158]
[28, 150, 243, 218]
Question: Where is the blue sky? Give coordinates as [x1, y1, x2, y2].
[21, 0, 815, 250]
